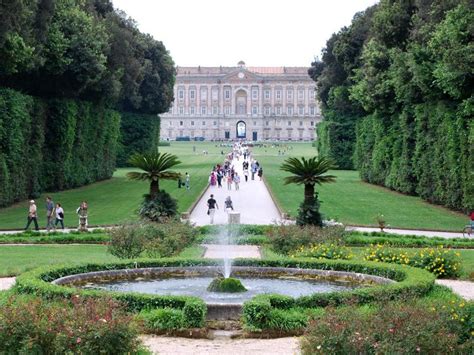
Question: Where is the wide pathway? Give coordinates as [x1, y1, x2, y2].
[189, 157, 281, 226]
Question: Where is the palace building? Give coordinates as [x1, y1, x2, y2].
[160, 61, 321, 141]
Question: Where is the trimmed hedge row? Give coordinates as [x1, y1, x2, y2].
[15, 258, 434, 331]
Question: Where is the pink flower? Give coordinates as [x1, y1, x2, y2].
[76, 337, 81, 344]
[388, 328, 395, 333]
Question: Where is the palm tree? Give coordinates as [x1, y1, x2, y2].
[280, 156, 337, 205]
[126, 151, 181, 199]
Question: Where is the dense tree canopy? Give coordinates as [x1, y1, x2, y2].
[310, 0, 473, 212]
[0, 0, 175, 115]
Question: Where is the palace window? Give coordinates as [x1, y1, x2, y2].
[276, 90, 282, 100]
[179, 121, 183, 126]
[200, 87, 207, 101]
[287, 89, 293, 100]
[252, 87, 259, 100]
[225, 106, 230, 115]
[212, 106, 218, 115]
[300, 121, 303, 126]
[276, 106, 282, 115]
[298, 89, 304, 100]
[190, 89, 195, 100]
[266, 120, 269, 126]
[202, 121, 206, 126]
[253, 121, 257, 126]
[287, 105, 293, 116]
[201, 106, 207, 115]
[299, 106, 305, 115]
[212, 88, 219, 100]
[288, 121, 291, 126]
[213, 121, 217, 126]
[264, 90, 271, 100]
[190, 106, 195, 115]
[310, 106, 315, 115]
[311, 121, 314, 126]
[224, 88, 231, 99]
[179, 107, 184, 115]
[169, 121, 172, 126]
[191, 121, 194, 126]
[178, 89, 184, 100]
[264, 106, 271, 115]
[309, 88, 316, 99]
[252, 106, 258, 115]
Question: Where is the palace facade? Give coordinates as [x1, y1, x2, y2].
[160, 61, 321, 141]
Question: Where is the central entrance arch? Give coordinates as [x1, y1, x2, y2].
[236, 121, 246, 139]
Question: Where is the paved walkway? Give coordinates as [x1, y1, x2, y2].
[0, 277, 16, 291]
[189, 157, 281, 226]
[141, 335, 301, 355]
[202, 244, 261, 259]
[346, 226, 467, 239]
[435, 280, 474, 300]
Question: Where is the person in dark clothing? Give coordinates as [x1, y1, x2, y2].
[25, 200, 39, 231]
[207, 194, 219, 224]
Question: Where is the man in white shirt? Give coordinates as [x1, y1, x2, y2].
[25, 200, 39, 231]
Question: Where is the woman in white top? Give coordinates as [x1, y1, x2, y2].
[54, 203, 65, 229]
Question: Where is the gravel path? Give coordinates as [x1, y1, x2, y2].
[0, 277, 15, 291]
[140, 335, 301, 355]
[435, 280, 474, 300]
[346, 226, 468, 239]
[189, 157, 281, 226]
[202, 244, 261, 259]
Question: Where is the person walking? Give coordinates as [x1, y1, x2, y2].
[55, 203, 65, 229]
[233, 172, 240, 190]
[25, 200, 39, 231]
[258, 167, 263, 181]
[217, 169, 223, 188]
[185, 172, 190, 190]
[210, 171, 217, 186]
[227, 173, 233, 190]
[77, 201, 88, 231]
[45, 196, 55, 232]
[207, 194, 218, 224]
[243, 168, 249, 182]
[224, 196, 234, 213]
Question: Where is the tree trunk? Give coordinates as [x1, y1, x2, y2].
[150, 179, 159, 199]
[304, 184, 315, 205]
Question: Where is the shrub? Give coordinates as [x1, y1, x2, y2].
[0, 295, 141, 354]
[301, 301, 472, 354]
[364, 244, 461, 278]
[139, 191, 178, 222]
[108, 220, 197, 259]
[108, 224, 147, 259]
[296, 198, 323, 227]
[292, 243, 353, 260]
[182, 298, 207, 328]
[138, 308, 184, 330]
[266, 224, 345, 255]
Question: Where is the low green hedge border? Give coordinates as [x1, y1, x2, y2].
[15, 258, 435, 331]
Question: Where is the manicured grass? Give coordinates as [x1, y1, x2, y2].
[252, 143, 467, 231]
[0, 142, 224, 229]
[0, 245, 119, 277]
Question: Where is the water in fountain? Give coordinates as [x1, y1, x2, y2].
[216, 222, 239, 278]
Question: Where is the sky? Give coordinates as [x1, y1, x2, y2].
[111, 0, 379, 67]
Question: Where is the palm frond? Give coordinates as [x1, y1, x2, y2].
[127, 151, 182, 182]
[280, 156, 337, 186]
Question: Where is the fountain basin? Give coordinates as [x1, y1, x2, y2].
[52, 266, 393, 319]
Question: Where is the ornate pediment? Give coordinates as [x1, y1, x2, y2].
[222, 69, 262, 82]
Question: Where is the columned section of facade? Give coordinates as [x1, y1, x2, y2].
[160, 62, 322, 141]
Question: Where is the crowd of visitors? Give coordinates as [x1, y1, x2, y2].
[205, 143, 264, 224]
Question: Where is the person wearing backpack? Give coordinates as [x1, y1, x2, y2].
[55, 203, 65, 230]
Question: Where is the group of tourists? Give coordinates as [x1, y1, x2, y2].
[25, 198, 89, 232]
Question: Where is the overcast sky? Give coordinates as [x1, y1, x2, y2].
[111, 0, 379, 67]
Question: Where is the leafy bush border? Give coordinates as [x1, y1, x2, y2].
[15, 258, 435, 330]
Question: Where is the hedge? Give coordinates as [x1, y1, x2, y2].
[116, 112, 161, 167]
[0, 88, 120, 207]
[15, 257, 434, 330]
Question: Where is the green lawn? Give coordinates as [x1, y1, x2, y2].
[0, 141, 468, 231]
[253, 143, 467, 231]
[0, 142, 224, 229]
[0, 245, 118, 277]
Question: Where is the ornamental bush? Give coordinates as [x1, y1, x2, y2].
[364, 244, 461, 278]
[138, 308, 185, 331]
[291, 243, 353, 260]
[301, 301, 473, 354]
[139, 191, 178, 222]
[207, 277, 247, 293]
[0, 295, 141, 354]
[266, 224, 345, 255]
